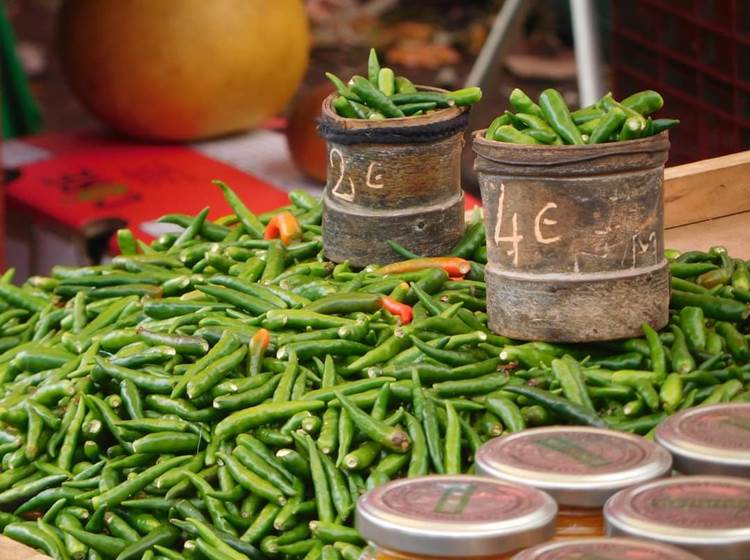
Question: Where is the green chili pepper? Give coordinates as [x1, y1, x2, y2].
[5, 522, 69, 559]
[608, 412, 666, 434]
[443, 401, 462, 474]
[588, 107, 627, 144]
[392, 76, 417, 94]
[350, 76, 404, 118]
[485, 114, 510, 139]
[668, 324, 694, 374]
[618, 117, 644, 140]
[660, 372, 683, 413]
[325, 73, 361, 102]
[485, 396, 525, 433]
[650, 118, 680, 134]
[525, 128, 560, 144]
[332, 96, 359, 118]
[509, 88, 544, 118]
[641, 323, 667, 382]
[319, 451, 353, 521]
[504, 385, 607, 428]
[621, 90, 664, 115]
[678, 307, 706, 352]
[215, 400, 326, 441]
[336, 391, 410, 452]
[377, 67, 395, 96]
[600, 93, 647, 131]
[670, 262, 718, 278]
[539, 89, 584, 145]
[551, 356, 596, 412]
[446, 87, 482, 106]
[577, 117, 602, 135]
[366, 48, 380, 86]
[571, 106, 605, 125]
[494, 125, 540, 145]
[671, 290, 749, 321]
[715, 321, 750, 361]
[213, 181, 264, 238]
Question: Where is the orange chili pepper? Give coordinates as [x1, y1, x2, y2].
[380, 296, 413, 325]
[377, 257, 471, 278]
[247, 328, 270, 376]
[264, 211, 302, 245]
[251, 328, 271, 351]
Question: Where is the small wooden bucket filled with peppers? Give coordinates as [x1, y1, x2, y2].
[318, 49, 482, 267]
[473, 88, 677, 342]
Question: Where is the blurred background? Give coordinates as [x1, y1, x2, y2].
[7, 0, 750, 163]
[2, 0, 749, 276]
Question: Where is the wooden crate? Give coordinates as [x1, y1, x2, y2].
[0, 536, 51, 559]
[664, 150, 750, 258]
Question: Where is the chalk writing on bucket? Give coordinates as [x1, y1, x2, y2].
[329, 148, 384, 202]
[492, 182, 659, 270]
[493, 183, 561, 267]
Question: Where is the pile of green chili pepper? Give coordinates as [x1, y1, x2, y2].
[326, 49, 482, 120]
[0, 182, 747, 560]
[485, 88, 680, 145]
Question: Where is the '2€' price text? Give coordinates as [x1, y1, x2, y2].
[329, 148, 385, 202]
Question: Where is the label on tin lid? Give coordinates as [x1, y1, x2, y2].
[605, 476, 750, 559]
[376, 477, 547, 523]
[475, 427, 672, 507]
[485, 429, 649, 474]
[512, 537, 701, 560]
[628, 478, 750, 529]
[656, 403, 750, 454]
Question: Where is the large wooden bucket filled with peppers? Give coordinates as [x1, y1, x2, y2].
[318, 88, 469, 267]
[473, 102, 672, 341]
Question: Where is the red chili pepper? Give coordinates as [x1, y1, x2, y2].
[380, 296, 413, 324]
[376, 257, 471, 278]
[264, 211, 302, 245]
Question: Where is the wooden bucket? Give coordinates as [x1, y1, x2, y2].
[472, 131, 671, 342]
[319, 90, 468, 267]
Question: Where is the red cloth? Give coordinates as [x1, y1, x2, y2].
[9, 131, 289, 241]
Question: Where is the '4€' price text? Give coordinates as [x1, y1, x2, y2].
[329, 148, 385, 202]
[493, 182, 560, 267]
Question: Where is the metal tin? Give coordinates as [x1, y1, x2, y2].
[604, 475, 750, 560]
[655, 403, 750, 477]
[511, 537, 701, 560]
[355, 475, 557, 557]
[475, 426, 672, 508]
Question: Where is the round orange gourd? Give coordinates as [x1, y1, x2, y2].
[60, 0, 309, 140]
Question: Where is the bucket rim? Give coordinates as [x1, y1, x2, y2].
[471, 129, 670, 167]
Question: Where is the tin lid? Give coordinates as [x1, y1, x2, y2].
[355, 475, 557, 557]
[511, 537, 701, 560]
[475, 426, 673, 508]
[655, 403, 750, 477]
[604, 475, 750, 559]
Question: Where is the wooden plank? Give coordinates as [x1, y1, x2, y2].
[664, 150, 750, 228]
[665, 211, 750, 259]
[0, 536, 51, 560]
